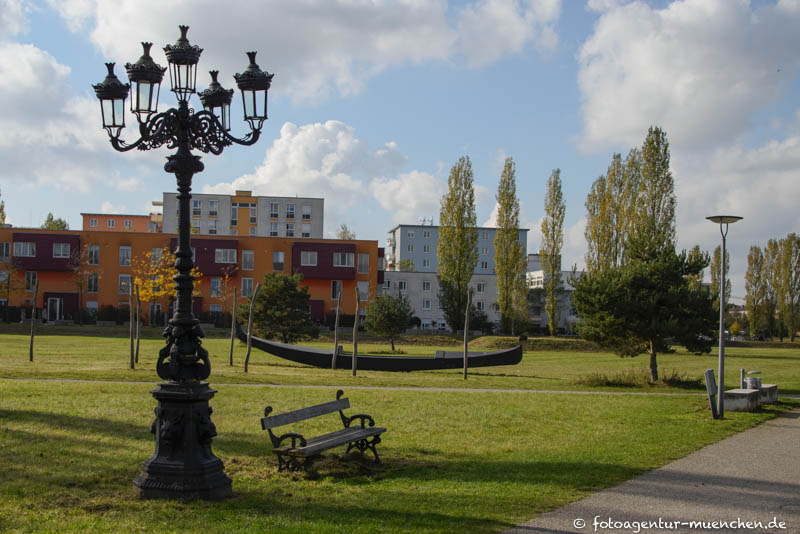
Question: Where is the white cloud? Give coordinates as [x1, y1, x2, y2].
[48, 0, 560, 105]
[370, 170, 444, 224]
[101, 200, 127, 214]
[0, 0, 29, 37]
[482, 202, 500, 227]
[115, 177, 142, 192]
[457, 0, 561, 67]
[577, 0, 800, 152]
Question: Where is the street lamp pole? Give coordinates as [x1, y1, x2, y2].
[93, 26, 273, 499]
[706, 215, 742, 419]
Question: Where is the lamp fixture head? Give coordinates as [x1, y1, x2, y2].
[163, 25, 203, 101]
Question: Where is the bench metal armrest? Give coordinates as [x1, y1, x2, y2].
[341, 413, 375, 428]
[273, 432, 307, 449]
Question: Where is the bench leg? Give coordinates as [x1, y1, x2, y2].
[276, 453, 315, 473]
[346, 436, 382, 464]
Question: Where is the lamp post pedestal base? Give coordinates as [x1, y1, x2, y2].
[134, 382, 232, 500]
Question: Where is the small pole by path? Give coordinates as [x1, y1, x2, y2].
[229, 286, 237, 366]
[332, 289, 342, 369]
[352, 284, 360, 377]
[135, 284, 141, 364]
[463, 290, 471, 380]
[244, 282, 261, 373]
[29, 280, 38, 362]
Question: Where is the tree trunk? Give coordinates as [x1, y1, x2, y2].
[352, 284, 360, 377]
[129, 288, 134, 369]
[649, 339, 658, 382]
[463, 291, 471, 380]
[332, 289, 342, 369]
[29, 280, 38, 362]
[244, 283, 261, 373]
[390, 337, 395, 352]
[135, 284, 141, 364]
[229, 287, 237, 366]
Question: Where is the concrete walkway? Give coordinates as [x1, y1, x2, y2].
[507, 410, 800, 534]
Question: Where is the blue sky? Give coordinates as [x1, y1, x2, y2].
[1, 0, 799, 298]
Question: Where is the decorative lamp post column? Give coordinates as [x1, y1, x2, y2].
[706, 215, 742, 419]
[93, 25, 273, 500]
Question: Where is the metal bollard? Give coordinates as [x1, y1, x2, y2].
[704, 369, 719, 420]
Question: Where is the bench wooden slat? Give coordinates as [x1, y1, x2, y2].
[275, 426, 386, 457]
[262, 398, 350, 428]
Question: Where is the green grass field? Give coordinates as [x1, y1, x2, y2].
[0, 326, 798, 533]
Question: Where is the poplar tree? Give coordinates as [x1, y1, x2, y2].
[494, 157, 525, 334]
[438, 156, 478, 331]
[780, 233, 800, 341]
[627, 126, 676, 261]
[541, 168, 565, 335]
[745, 245, 767, 338]
[764, 239, 781, 336]
[709, 245, 730, 312]
[0, 189, 5, 225]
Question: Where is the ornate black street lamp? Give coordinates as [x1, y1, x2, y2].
[93, 25, 273, 500]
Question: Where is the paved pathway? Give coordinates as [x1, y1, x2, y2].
[506, 410, 800, 534]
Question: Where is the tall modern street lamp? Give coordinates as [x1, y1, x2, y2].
[706, 215, 742, 419]
[93, 25, 273, 500]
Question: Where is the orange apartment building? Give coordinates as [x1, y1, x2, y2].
[0, 227, 383, 324]
[81, 213, 162, 233]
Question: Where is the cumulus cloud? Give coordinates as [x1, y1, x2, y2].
[101, 200, 127, 214]
[203, 120, 443, 232]
[458, 0, 561, 67]
[45, 0, 560, 105]
[0, 0, 29, 37]
[578, 0, 800, 152]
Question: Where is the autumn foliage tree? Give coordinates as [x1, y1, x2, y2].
[131, 247, 203, 325]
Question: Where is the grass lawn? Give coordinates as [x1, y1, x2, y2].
[0, 325, 798, 394]
[1, 379, 796, 533]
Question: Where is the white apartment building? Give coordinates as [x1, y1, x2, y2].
[526, 253, 581, 334]
[162, 190, 324, 238]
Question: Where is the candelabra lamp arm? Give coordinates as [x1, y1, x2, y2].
[188, 109, 262, 155]
[109, 109, 180, 153]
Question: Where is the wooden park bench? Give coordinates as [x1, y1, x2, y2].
[261, 390, 386, 472]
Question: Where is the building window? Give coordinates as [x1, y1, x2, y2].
[423, 280, 431, 292]
[269, 222, 279, 237]
[269, 202, 280, 218]
[285, 223, 294, 237]
[476, 282, 486, 293]
[480, 247, 488, 255]
[14, 242, 36, 257]
[210, 303, 222, 314]
[476, 300, 485, 311]
[192, 199, 202, 217]
[210, 277, 222, 297]
[407, 244, 414, 253]
[242, 250, 254, 270]
[422, 259, 430, 268]
[437, 299, 442, 309]
[333, 252, 354, 267]
[358, 253, 369, 274]
[383, 280, 391, 289]
[241, 277, 253, 297]
[90, 218, 98, 227]
[53, 243, 71, 258]
[286, 203, 295, 219]
[124, 219, 132, 229]
[107, 219, 115, 228]
[249, 226, 256, 236]
[302, 205, 311, 220]
[480, 230, 488, 240]
[301, 250, 318, 266]
[422, 319, 431, 329]
[480, 260, 489, 269]
[25, 271, 37, 291]
[208, 220, 217, 235]
[407, 230, 415, 238]
[208, 200, 218, 217]
[150, 247, 162, 265]
[119, 274, 131, 294]
[191, 219, 200, 233]
[423, 230, 431, 238]
[87, 273, 99, 293]
[0, 242, 8, 262]
[273, 251, 284, 271]
[231, 229, 238, 236]
[119, 246, 131, 266]
[249, 205, 257, 224]
[88, 245, 99, 265]
[215, 249, 237, 264]
[422, 299, 431, 310]
[423, 244, 430, 253]
[398, 280, 407, 291]
[301, 223, 311, 238]
[331, 280, 342, 300]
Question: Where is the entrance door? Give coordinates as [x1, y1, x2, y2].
[47, 298, 62, 322]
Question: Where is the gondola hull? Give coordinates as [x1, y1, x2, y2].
[236, 323, 522, 372]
